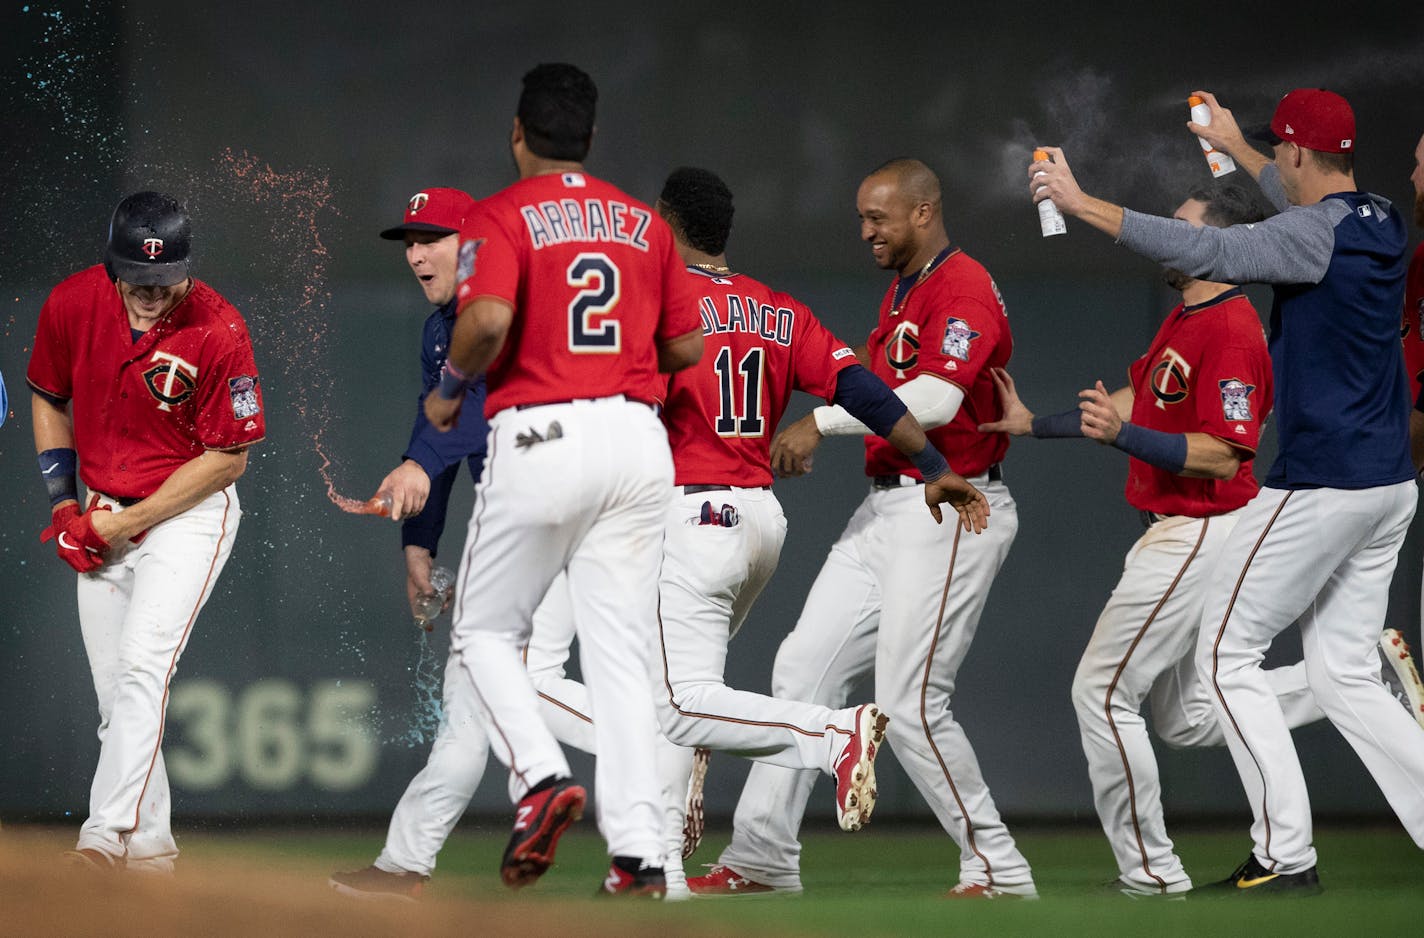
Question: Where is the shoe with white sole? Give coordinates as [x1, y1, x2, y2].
[1380, 629, 1424, 730]
[832, 704, 889, 832]
[686, 864, 800, 897]
[946, 881, 1040, 899]
[328, 865, 428, 902]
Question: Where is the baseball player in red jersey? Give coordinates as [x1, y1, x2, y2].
[984, 186, 1332, 896]
[1397, 130, 1424, 727]
[648, 168, 990, 898]
[27, 191, 264, 873]
[696, 159, 1033, 899]
[423, 64, 703, 898]
[330, 188, 597, 902]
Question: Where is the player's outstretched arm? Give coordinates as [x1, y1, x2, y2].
[977, 368, 1035, 435]
[1187, 90, 1271, 181]
[1029, 147, 1125, 239]
[88, 447, 248, 544]
[375, 459, 431, 522]
[923, 471, 990, 532]
[658, 327, 704, 373]
[770, 414, 822, 477]
[426, 299, 513, 432]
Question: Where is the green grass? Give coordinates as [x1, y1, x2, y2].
[182, 822, 1424, 936]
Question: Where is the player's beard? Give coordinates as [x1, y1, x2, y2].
[1161, 266, 1193, 293]
[1414, 189, 1424, 228]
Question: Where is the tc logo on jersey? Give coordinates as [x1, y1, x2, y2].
[885, 322, 920, 379]
[408, 192, 429, 213]
[1219, 378, 1255, 422]
[142, 350, 199, 412]
[940, 317, 980, 364]
[229, 375, 261, 419]
[142, 238, 164, 259]
[1149, 347, 1192, 410]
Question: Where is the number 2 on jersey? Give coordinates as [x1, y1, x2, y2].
[567, 252, 621, 352]
[714, 345, 765, 437]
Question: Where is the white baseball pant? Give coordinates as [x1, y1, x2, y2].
[376, 574, 594, 877]
[1071, 511, 1323, 892]
[719, 476, 1032, 890]
[452, 397, 672, 861]
[75, 486, 240, 873]
[1199, 482, 1424, 874]
[651, 486, 865, 884]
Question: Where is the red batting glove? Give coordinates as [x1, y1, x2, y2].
[41, 504, 111, 573]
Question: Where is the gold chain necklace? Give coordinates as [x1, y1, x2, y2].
[691, 262, 731, 274]
[891, 245, 956, 315]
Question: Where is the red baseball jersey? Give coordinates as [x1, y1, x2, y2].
[455, 172, 701, 416]
[1125, 288, 1270, 516]
[863, 248, 1011, 478]
[1400, 242, 1424, 404]
[664, 268, 858, 487]
[27, 265, 266, 500]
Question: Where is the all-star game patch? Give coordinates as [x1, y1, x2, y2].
[940, 317, 981, 362]
[229, 375, 261, 419]
[457, 237, 484, 282]
[1219, 378, 1254, 422]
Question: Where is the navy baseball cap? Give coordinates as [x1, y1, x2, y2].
[379, 187, 476, 240]
[1246, 89, 1355, 153]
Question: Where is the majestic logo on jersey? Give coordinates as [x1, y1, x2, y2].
[1149, 347, 1192, 410]
[228, 375, 261, 419]
[885, 322, 920, 379]
[1219, 378, 1255, 422]
[142, 238, 164, 259]
[143, 351, 199, 412]
[940, 317, 980, 363]
[408, 192, 429, 213]
[456, 238, 484, 284]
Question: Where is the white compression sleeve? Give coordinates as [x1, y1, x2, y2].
[813, 374, 964, 436]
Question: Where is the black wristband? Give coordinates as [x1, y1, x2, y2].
[1031, 410, 1083, 438]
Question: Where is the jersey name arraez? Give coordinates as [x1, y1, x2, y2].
[521, 199, 652, 252]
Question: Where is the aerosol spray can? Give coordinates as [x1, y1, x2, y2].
[1188, 95, 1237, 177]
[1033, 149, 1067, 237]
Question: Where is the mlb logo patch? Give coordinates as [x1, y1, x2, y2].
[229, 375, 261, 419]
[940, 317, 981, 362]
[1219, 378, 1254, 422]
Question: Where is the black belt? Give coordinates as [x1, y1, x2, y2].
[872, 464, 1002, 489]
[683, 484, 771, 494]
[94, 492, 143, 507]
[514, 394, 658, 413]
[1140, 510, 1168, 528]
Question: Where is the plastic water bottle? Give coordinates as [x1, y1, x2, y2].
[1188, 95, 1236, 177]
[1033, 149, 1067, 237]
[413, 566, 455, 630]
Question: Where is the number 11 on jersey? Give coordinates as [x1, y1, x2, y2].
[714, 345, 765, 437]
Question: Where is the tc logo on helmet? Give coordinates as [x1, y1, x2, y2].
[409, 192, 429, 214]
[142, 238, 164, 259]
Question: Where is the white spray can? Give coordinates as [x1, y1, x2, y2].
[1189, 95, 1237, 177]
[1033, 149, 1067, 237]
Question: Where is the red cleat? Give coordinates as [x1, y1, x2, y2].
[833, 704, 888, 831]
[500, 777, 586, 889]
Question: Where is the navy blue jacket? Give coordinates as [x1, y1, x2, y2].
[400, 298, 489, 555]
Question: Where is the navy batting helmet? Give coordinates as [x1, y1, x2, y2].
[105, 191, 192, 286]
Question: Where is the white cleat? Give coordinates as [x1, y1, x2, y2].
[832, 704, 889, 832]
